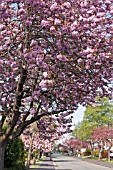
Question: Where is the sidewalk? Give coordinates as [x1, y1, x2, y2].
[30, 157, 55, 170]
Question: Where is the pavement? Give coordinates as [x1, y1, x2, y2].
[29, 155, 113, 170]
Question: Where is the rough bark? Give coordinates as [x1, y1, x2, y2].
[4, 67, 27, 142]
[0, 144, 5, 170]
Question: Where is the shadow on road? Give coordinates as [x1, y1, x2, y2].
[56, 169, 72, 170]
[30, 169, 71, 170]
[52, 156, 57, 158]
[54, 160, 74, 162]
[29, 169, 55, 170]
[38, 163, 54, 166]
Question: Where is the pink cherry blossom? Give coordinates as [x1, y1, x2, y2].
[63, 2, 71, 8]
[42, 72, 48, 78]
[50, 2, 58, 11]
[41, 20, 50, 27]
[54, 18, 61, 25]
[0, 1, 112, 168]
[50, 26, 56, 32]
[56, 54, 67, 61]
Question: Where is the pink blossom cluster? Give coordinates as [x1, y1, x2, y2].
[0, 0, 113, 149]
[21, 114, 72, 152]
[60, 138, 89, 153]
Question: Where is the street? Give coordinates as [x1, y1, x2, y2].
[52, 153, 113, 170]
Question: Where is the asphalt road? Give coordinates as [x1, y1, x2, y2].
[52, 153, 113, 170]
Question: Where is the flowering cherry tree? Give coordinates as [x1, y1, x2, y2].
[21, 115, 72, 170]
[61, 138, 89, 155]
[91, 126, 113, 160]
[0, 0, 113, 169]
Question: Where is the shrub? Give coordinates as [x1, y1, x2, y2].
[33, 149, 38, 159]
[4, 138, 25, 170]
[84, 148, 91, 156]
[94, 150, 99, 157]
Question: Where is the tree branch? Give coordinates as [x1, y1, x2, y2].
[3, 66, 27, 142]
[11, 108, 67, 139]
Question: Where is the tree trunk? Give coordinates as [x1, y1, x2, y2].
[0, 144, 5, 170]
[90, 142, 94, 158]
[91, 150, 95, 158]
[26, 137, 33, 170]
[108, 149, 110, 161]
[99, 149, 102, 160]
[98, 144, 103, 160]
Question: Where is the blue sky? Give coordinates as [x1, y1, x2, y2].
[72, 105, 86, 126]
[57, 105, 86, 143]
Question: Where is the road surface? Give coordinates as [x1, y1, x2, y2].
[52, 153, 113, 170]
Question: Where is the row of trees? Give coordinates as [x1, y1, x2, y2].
[58, 125, 113, 161]
[73, 98, 113, 140]
[91, 126, 113, 160]
[21, 114, 73, 170]
[3, 113, 72, 170]
[0, 0, 113, 169]
[57, 138, 89, 155]
[70, 98, 113, 160]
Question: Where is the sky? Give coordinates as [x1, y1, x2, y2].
[57, 105, 86, 143]
[72, 104, 86, 126]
